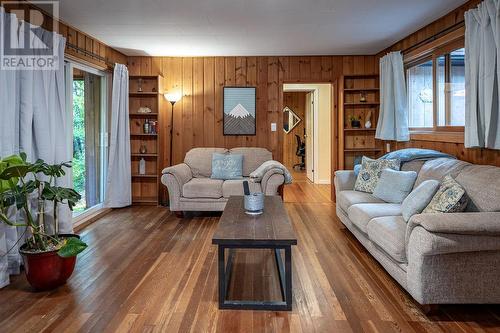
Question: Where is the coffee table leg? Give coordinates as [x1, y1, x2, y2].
[285, 245, 292, 310]
[218, 245, 226, 308]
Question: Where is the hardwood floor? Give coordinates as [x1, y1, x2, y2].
[1, 181, 499, 332]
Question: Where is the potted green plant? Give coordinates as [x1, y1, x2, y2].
[0, 153, 87, 291]
[349, 115, 362, 128]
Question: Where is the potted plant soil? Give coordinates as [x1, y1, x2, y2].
[0, 153, 87, 291]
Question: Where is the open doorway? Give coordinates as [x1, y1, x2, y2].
[283, 83, 332, 185]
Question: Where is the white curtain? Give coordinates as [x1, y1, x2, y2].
[104, 64, 131, 208]
[376, 51, 410, 141]
[0, 8, 19, 289]
[465, 0, 500, 149]
[0, 9, 70, 287]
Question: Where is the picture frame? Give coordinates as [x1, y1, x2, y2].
[223, 86, 256, 136]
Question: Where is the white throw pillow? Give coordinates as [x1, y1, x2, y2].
[401, 180, 440, 222]
[373, 169, 417, 204]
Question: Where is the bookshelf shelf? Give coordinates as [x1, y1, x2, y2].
[339, 74, 383, 169]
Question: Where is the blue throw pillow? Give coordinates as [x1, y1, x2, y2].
[211, 153, 243, 180]
[373, 168, 417, 204]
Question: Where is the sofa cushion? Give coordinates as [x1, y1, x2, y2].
[222, 178, 262, 198]
[211, 153, 243, 180]
[183, 178, 223, 199]
[455, 164, 500, 212]
[401, 180, 440, 222]
[354, 156, 400, 193]
[337, 190, 384, 213]
[347, 203, 402, 234]
[414, 158, 469, 187]
[373, 169, 417, 204]
[184, 148, 228, 177]
[229, 147, 272, 176]
[367, 216, 407, 263]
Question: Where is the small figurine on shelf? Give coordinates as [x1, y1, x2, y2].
[360, 92, 367, 103]
[139, 144, 147, 154]
[139, 158, 146, 175]
[349, 115, 362, 128]
[137, 78, 143, 92]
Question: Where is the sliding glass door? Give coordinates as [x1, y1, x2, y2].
[67, 62, 108, 216]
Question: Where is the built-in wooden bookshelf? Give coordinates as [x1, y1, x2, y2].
[129, 75, 164, 205]
[339, 74, 383, 170]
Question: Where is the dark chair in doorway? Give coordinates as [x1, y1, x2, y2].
[293, 134, 306, 170]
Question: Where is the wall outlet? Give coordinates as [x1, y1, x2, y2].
[386, 143, 391, 152]
[271, 123, 277, 132]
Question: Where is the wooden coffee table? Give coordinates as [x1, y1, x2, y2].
[212, 196, 297, 311]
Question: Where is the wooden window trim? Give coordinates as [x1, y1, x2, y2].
[405, 29, 465, 143]
[410, 130, 464, 144]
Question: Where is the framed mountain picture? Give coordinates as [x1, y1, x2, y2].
[223, 87, 256, 135]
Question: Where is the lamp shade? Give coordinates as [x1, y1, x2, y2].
[164, 92, 182, 104]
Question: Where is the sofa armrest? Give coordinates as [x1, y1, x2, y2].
[161, 163, 193, 189]
[334, 170, 356, 194]
[408, 213, 500, 236]
[161, 164, 192, 211]
[406, 213, 500, 256]
[261, 168, 285, 195]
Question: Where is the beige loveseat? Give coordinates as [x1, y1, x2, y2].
[161, 147, 285, 213]
[334, 158, 500, 305]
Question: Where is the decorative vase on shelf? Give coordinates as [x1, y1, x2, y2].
[365, 110, 372, 128]
[139, 158, 146, 175]
[143, 119, 150, 134]
[360, 92, 367, 103]
[139, 145, 147, 154]
[137, 78, 143, 92]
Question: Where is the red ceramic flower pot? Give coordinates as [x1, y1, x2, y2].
[19, 234, 79, 291]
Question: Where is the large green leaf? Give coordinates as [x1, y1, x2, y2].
[57, 237, 88, 258]
[0, 155, 25, 193]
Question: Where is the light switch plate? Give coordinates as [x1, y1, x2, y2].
[271, 123, 277, 132]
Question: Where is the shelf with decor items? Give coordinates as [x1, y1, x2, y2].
[129, 74, 164, 205]
[339, 74, 383, 170]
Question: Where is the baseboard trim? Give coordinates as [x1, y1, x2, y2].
[74, 207, 113, 232]
[315, 179, 331, 185]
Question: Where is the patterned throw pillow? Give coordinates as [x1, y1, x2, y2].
[354, 156, 400, 193]
[210, 153, 243, 180]
[422, 175, 468, 213]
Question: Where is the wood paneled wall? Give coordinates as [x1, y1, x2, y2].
[283, 92, 307, 169]
[378, 0, 481, 56]
[3, 3, 127, 69]
[378, 0, 500, 167]
[127, 56, 378, 167]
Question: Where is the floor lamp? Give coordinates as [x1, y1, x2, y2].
[164, 92, 182, 166]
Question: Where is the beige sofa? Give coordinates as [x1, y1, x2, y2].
[334, 158, 500, 305]
[161, 147, 285, 213]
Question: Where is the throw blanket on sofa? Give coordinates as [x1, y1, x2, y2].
[250, 160, 293, 184]
[354, 148, 455, 175]
[380, 148, 455, 163]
